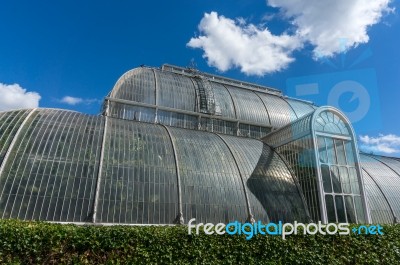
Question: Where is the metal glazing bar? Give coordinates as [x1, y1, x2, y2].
[315, 132, 352, 141]
[160, 125, 184, 224]
[252, 91, 272, 126]
[92, 105, 109, 223]
[280, 97, 299, 119]
[0, 110, 27, 157]
[0, 109, 36, 179]
[311, 133, 328, 224]
[152, 69, 158, 122]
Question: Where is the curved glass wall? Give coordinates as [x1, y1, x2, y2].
[0, 109, 103, 222]
[0, 109, 287, 224]
[362, 169, 394, 223]
[0, 110, 32, 166]
[168, 127, 248, 224]
[256, 93, 297, 127]
[360, 153, 400, 222]
[223, 85, 270, 125]
[285, 99, 316, 119]
[97, 119, 178, 224]
[220, 135, 308, 222]
[210, 82, 236, 119]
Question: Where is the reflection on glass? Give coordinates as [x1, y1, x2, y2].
[325, 195, 336, 222]
[339, 167, 351, 194]
[331, 166, 342, 193]
[326, 138, 337, 164]
[321, 165, 332, 193]
[318, 137, 327, 163]
[344, 141, 355, 166]
[335, 139, 346, 165]
[354, 196, 365, 223]
[349, 167, 360, 195]
[345, 195, 356, 223]
[335, 196, 346, 223]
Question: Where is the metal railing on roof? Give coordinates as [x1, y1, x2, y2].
[161, 64, 283, 96]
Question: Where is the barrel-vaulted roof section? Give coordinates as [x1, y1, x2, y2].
[108, 66, 316, 129]
[360, 153, 400, 222]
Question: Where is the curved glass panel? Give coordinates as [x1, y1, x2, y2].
[169, 127, 247, 224]
[360, 154, 400, 219]
[219, 135, 309, 222]
[0, 110, 31, 166]
[362, 169, 394, 223]
[256, 93, 297, 127]
[156, 71, 196, 111]
[314, 110, 350, 135]
[109, 68, 156, 105]
[262, 113, 313, 148]
[0, 109, 103, 222]
[98, 119, 178, 224]
[285, 99, 315, 119]
[210, 82, 236, 119]
[374, 156, 400, 175]
[225, 85, 270, 125]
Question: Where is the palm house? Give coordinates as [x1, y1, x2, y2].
[0, 64, 399, 225]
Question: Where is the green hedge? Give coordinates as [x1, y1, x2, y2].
[0, 220, 399, 264]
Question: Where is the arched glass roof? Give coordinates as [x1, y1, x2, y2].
[107, 66, 316, 129]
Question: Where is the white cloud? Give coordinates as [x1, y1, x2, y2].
[188, 1, 393, 75]
[0, 83, 41, 111]
[59, 96, 100, 106]
[187, 12, 302, 76]
[268, 0, 393, 57]
[359, 134, 400, 154]
[60, 96, 83, 105]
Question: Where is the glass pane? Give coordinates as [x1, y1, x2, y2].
[339, 167, 351, 194]
[325, 195, 336, 222]
[321, 164, 332, 193]
[326, 138, 337, 164]
[348, 167, 360, 195]
[354, 196, 365, 223]
[335, 196, 346, 223]
[331, 166, 342, 193]
[344, 141, 355, 166]
[318, 136, 327, 163]
[345, 196, 357, 223]
[335, 139, 346, 165]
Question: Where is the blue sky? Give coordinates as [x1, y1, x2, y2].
[0, 0, 399, 156]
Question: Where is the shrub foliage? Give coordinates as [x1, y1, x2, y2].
[0, 220, 399, 264]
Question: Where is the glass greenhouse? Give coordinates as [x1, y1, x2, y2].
[0, 64, 398, 225]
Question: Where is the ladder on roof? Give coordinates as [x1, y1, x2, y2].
[194, 75, 221, 115]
